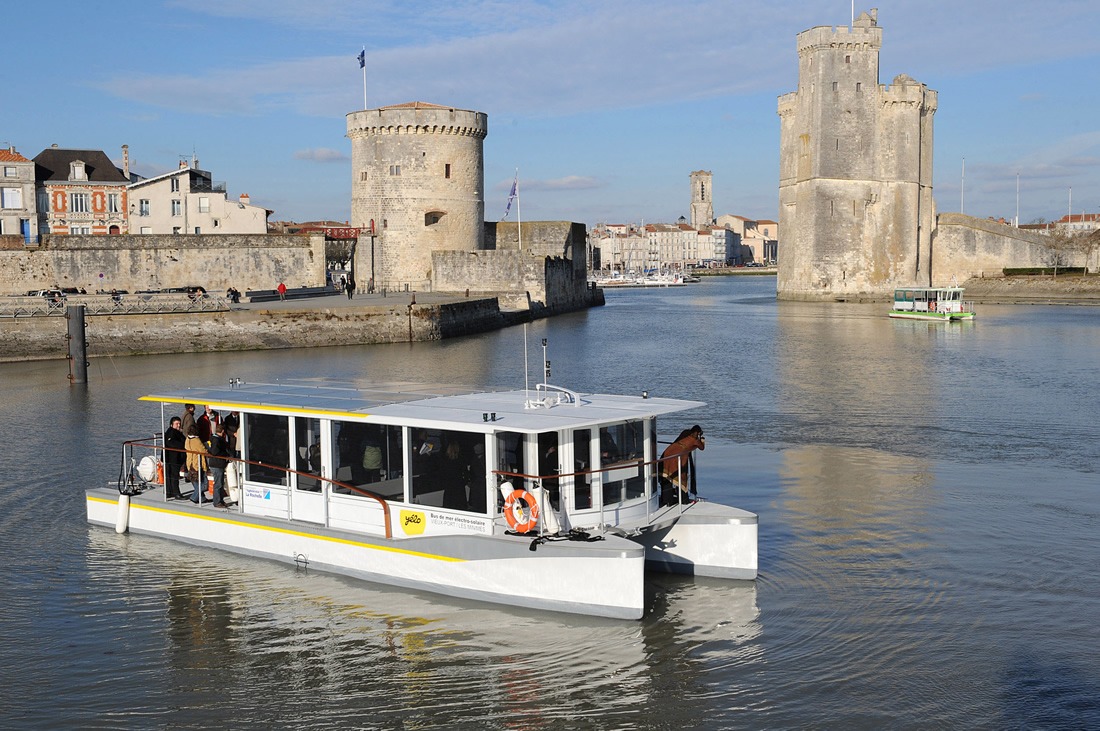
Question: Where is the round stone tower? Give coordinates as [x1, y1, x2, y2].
[347, 102, 488, 291]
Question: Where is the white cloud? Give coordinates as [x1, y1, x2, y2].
[294, 148, 349, 163]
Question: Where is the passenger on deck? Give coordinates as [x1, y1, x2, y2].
[163, 417, 187, 500]
[184, 425, 207, 502]
[360, 440, 383, 483]
[441, 442, 469, 510]
[659, 425, 706, 506]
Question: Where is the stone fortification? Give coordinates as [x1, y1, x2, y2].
[1, 234, 324, 295]
[434, 222, 594, 312]
[777, 10, 937, 300]
[1, 298, 508, 362]
[347, 103, 487, 292]
[932, 214, 1067, 281]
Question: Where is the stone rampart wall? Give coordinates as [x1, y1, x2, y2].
[931, 214, 1078, 283]
[0, 234, 325, 295]
[0, 298, 506, 362]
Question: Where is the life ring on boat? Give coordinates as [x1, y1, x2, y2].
[929, 300, 937, 312]
[503, 489, 540, 533]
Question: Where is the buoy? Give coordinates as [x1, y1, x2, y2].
[503, 489, 540, 533]
[115, 493, 130, 534]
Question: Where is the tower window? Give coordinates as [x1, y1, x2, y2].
[845, 55, 851, 63]
[445, 164, 451, 179]
[389, 165, 401, 176]
[856, 82, 862, 92]
[832, 81, 838, 91]
[360, 171, 368, 181]
[425, 211, 445, 226]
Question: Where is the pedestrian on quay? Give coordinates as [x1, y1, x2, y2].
[346, 274, 356, 300]
[277, 281, 287, 301]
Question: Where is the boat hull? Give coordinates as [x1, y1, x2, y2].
[87, 488, 647, 619]
[634, 501, 758, 580]
[888, 311, 975, 322]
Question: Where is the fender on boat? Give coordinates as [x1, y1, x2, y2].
[115, 493, 130, 534]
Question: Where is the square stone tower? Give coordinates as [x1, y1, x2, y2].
[690, 170, 713, 228]
[776, 9, 937, 300]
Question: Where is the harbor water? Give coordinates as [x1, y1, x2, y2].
[1, 276, 1098, 729]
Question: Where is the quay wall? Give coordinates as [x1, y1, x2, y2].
[0, 298, 507, 362]
[0, 234, 325, 295]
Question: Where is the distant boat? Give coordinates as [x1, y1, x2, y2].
[888, 286, 976, 322]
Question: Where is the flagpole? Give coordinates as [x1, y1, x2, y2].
[515, 168, 522, 251]
[361, 46, 367, 109]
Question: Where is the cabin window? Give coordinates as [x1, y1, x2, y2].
[600, 420, 646, 506]
[537, 431, 561, 511]
[412, 429, 487, 512]
[294, 417, 323, 492]
[244, 413, 289, 486]
[571, 428, 593, 509]
[331, 421, 404, 498]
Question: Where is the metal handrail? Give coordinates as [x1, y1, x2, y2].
[118, 438, 393, 539]
[0, 293, 230, 317]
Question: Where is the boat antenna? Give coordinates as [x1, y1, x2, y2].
[523, 323, 530, 403]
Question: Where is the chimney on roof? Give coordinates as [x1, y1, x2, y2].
[239, 193, 250, 205]
[52, 143, 59, 148]
[122, 145, 129, 179]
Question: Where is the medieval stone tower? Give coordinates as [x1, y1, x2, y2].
[347, 102, 488, 291]
[776, 9, 937, 300]
[690, 170, 713, 228]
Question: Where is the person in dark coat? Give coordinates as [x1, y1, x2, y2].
[345, 274, 356, 300]
[163, 416, 187, 499]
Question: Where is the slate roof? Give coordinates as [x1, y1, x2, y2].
[32, 148, 129, 184]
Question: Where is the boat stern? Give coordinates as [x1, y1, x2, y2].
[635, 501, 757, 580]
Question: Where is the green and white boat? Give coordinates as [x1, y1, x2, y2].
[889, 286, 975, 322]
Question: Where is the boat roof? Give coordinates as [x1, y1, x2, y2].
[140, 379, 704, 434]
[894, 286, 964, 292]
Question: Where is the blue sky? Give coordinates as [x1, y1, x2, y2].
[5, 1, 1099, 227]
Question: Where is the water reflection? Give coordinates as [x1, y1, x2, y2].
[83, 528, 760, 729]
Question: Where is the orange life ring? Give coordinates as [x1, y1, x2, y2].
[929, 300, 937, 312]
[503, 489, 540, 533]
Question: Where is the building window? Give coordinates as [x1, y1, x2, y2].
[213, 219, 220, 228]
[425, 211, 445, 226]
[70, 225, 91, 234]
[172, 227, 181, 234]
[1, 187, 22, 209]
[170, 178, 180, 192]
[198, 197, 210, 213]
[845, 55, 851, 63]
[70, 193, 90, 213]
[832, 81, 838, 91]
[360, 171, 368, 181]
[69, 162, 86, 181]
[856, 82, 862, 92]
[107, 193, 121, 213]
[140, 226, 152, 234]
[171, 200, 181, 216]
[389, 165, 401, 176]
[139, 199, 150, 216]
[194, 227, 201, 234]
[3, 166, 15, 177]
[445, 163, 451, 179]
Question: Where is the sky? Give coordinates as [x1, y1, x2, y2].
[5, 1, 1099, 227]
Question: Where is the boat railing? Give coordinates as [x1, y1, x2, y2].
[116, 437, 394, 539]
[492, 446, 698, 534]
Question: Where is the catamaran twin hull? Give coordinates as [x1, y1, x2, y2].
[89, 380, 758, 620]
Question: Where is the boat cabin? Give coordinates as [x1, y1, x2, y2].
[141, 380, 703, 540]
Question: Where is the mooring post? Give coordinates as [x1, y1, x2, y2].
[66, 304, 88, 384]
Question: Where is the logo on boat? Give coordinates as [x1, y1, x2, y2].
[399, 510, 426, 535]
[244, 487, 270, 501]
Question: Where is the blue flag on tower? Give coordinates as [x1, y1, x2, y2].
[502, 176, 518, 220]
[357, 50, 366, 69]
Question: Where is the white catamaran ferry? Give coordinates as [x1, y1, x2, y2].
[86, 377, 757, 620]
[888, 286, 976, 322]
